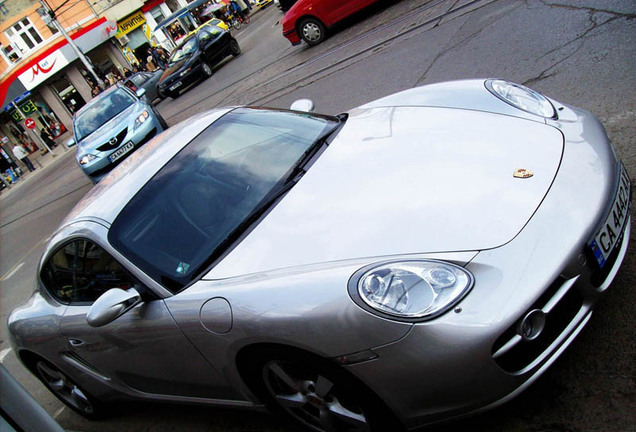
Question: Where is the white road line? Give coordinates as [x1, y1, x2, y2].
[2, 262, 24, 281]
[0, 348, 12, 363]
[53, 406, 65, 419]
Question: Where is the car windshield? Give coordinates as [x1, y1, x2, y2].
[109, 108, 340, 292]
[169, 38, 197, 64]
[74, 88, 136, 141]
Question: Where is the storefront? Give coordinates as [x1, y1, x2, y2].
[0, 17, 125, 162]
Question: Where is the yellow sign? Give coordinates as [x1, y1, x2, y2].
[116, 11, 147, 37]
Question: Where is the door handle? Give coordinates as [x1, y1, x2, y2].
[68, 338, 85, 348]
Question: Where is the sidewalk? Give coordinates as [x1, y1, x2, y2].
[1, 131, 75, 198]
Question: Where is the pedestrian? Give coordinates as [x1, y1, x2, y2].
[12, 143, 36, 172]
[40, 128, 57, 149]
[150, 46, 166, 69]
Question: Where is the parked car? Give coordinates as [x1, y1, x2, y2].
[157, 26, 240, 99]
[9, 80, 630, 432]
[122, 70, 163, 102]
[71, 84, 168, 183]
[282, 0, 380, 45]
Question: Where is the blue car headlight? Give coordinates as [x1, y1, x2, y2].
[353, 260, 474, 320]
[133, 111, 150, 130]
[486, 79, 556, 118]
[79, 154, 97, 165]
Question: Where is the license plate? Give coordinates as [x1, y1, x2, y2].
[108, 141, 134, 163]
[589, 163, 631, 267]
[170, 82, 182, 91]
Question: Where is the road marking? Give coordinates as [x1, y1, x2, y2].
[53, 406, 65, 419]
[2, 262, 24, 281]
[0, 236, 47, 282]
[0, 348, 11, 363]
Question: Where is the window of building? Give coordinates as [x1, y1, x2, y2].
[5, 18, 43, 56]
[150, 6, 166, 25]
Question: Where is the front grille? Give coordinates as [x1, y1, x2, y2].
[492, 276, 584, 373]
[90, 128, 157, 179]
[97, 128, 128, 151]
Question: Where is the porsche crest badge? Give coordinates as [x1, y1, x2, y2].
[514, 168, 534, 179]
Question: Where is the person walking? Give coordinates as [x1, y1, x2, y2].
[12, 143, 36, 172]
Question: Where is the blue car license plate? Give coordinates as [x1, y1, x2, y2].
[589, 163, 631, 268]
[108, 141, 134, 163]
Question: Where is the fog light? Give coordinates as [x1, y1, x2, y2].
[517, 309, 546, 341]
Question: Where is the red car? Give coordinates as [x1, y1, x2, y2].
[281, 0, 379, 46]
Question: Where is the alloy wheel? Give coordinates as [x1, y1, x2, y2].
[36, 360, 95, 415]
[262, 359, 369, 432]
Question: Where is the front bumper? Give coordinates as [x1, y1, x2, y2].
[283, 28, 301, 45]
[79, 116, 163, 182]
[342, 107, 631, 429]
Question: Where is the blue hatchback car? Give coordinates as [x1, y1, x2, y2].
[71, 84, 168, 182]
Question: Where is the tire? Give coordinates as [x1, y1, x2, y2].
[249, 349, 400, 432]
[298, 17, 326, 46]
[34, 359, 105, 419]
[230, 39, 241, 57]
[202, 62, 213, 77]
[158, 114, 168, 130]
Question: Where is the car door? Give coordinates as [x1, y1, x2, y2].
[50, 237, 238, 400]
[198, 27, 226, 66]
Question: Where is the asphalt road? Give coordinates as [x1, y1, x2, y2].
[0, 1, 634, 431]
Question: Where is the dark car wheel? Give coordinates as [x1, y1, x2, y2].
[298, 17, 326, 46]
[35, 359, 104, 419]
[230, 39, 241, 56]
[251, 350, 401, 432]
[202, 62, 213, 77]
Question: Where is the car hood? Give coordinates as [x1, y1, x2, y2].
[159, 58, 190, 84]
[207, 105, 564, 279]
[76, 102, 143, 154]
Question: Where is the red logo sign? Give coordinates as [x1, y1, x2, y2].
[24, 118, 36, 129]
[29, 59, 57, 82]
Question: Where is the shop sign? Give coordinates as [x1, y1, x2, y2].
[116, 11, 147, 37]
[17, 50, 70, 90]
[10, 100, 38, 123]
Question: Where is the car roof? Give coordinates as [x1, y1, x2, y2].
[62, 108, 232, 228]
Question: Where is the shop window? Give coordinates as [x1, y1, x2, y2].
[5, 18, 43, 55]
[51, 76, 86, 115]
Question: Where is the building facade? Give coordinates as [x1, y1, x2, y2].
[0, 0, 198, 173]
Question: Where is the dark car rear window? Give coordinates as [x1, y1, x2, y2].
[109, 108, 339, 292]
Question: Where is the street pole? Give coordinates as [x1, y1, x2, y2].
[37, 1, 106, 89]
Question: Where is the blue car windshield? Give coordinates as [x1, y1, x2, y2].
[109, 108, 341, 293]
[75, 88, 136, 141]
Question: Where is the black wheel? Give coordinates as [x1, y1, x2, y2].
[202, 62, 213, 77]
[35, 359, 104, 419]
[230, 39, 241, 57]
[251, 350, 399, 432]
[158, 114, 168, 130]
[298, 18, 326, 46]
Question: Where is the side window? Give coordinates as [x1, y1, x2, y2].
[198, 29, 211, 43]
[41, 239, 136, 305]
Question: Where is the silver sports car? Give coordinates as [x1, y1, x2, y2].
[9, 79, 631, 431]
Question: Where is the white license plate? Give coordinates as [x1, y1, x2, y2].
[170, 82, 182, 91]
[108, 141, 134, 163]
[589, 163, 631, 267]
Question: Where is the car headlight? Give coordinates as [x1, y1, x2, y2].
[79, 154, 97, 165]
[486, 79, 556, 118]
[133, 111, 150, 129]
[180, 68, 191, 77]
[352, 260, 474, 320]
